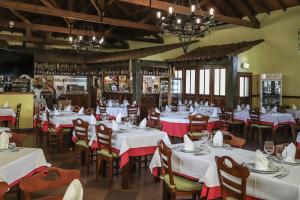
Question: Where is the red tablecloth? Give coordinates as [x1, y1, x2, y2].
[0, 116, 16, 125]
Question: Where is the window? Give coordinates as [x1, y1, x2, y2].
[172, 70, 182, 94]
[185, 70, 195, 94]
[239, 77, 250, 97]
[214, 68, 226, 96]
[199, 69, 210, 95]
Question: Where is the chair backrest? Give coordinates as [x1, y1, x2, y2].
[84, 108, 94, 115]
[15, 103, 21, 128]
[127, 105, 139, 118]
[10, 133, 27, 147]
[72, 118, 89, 143]
[96, 123, 113, 155]
[146, 120, 163, 130]
[57, 100, 72, 109]
[19, 167, 80, 200]
[148, 110, 160, 124]
[0, 182, 8, 200]
[249, 108, 260, 124]
[157, 140, 175, 186]
[73, 105, 81, 112]
[215, 156, 250, 200]
[188, 114, 209, 132]
[223, 132, 246, 148]
[99, 104, 106, 114]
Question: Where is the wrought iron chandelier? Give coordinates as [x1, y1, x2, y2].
[156, 1, 215, 52]
[68, 23, 104, 52]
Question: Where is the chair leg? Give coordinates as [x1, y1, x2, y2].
[162, 183, 170, 200]
[115, 159, 119, 176]
[258, 128, 263, 147]
[109, 159, 113, 187]
[144, 155, 148, 170]
[86, 150, 90, 173]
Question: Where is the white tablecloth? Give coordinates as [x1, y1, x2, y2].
[0, 148, 50, 185]
[106, 107, 128, 117]
[149, 142, 300, 200]
[286, 109, 300, 119]
[233, 110, 251, 123]
[0, 127, 10, 133]
[160, 112, 220, 124]
[0, 108, 16, 117]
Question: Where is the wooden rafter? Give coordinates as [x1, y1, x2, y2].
[243, 0, 257, 15]
[0, 0, 160, 32]
[90, 0, 101, 15]
[277, 0, 286, 11]
[225, 0, 243, 18]
[9, 9, 31, 24]
[119, 0, 258, 28]
[260, 0, 271, 15]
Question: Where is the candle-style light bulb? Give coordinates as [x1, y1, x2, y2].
[168, 7, 173, 14]
[191, 5, 195, 13]
[92, 36, 96, 41]
[177, 18, 181, 24]
[157, 11, 161, 18]
[69, 36, 73, 42]
[79, 35, 83, 40]
[209, 8, 214, 16]
[196, 18, 201, 24]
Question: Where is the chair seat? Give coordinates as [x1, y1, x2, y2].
[97, 149, 119, 158]
[75, 140, 89, 148]
[163, 174, 202, 192]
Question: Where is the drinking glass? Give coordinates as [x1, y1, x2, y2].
[276, 144, 285, 168]
[264, 141, 275, 156]
[201, 131, 209, 144]
[124, 117, 130, 129]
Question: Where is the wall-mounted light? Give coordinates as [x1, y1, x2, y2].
[241, 63, 250, 69]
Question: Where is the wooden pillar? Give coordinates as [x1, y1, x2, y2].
[167, 65, 173, 105]
[226, 56, 238, 108]
[131, 59, 142, 104]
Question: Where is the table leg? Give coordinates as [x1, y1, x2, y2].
[122, 162, 129, 189]
[59, 133, 63, 150]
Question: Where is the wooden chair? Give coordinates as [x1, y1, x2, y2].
[249, 108, 272, 147]
[0, 182, 8, 200]
[84, 108, 94, 115]
[99, 104, 107, 115]
[19, 167, 80, 200]
[11, 103, 21, 131]
[223, 107, 244, 137]
[95, 123, 119, 186]
[10, 132, 27, 147]
[215, 156, 250, 200]
[222, 132, 246, 148]
[73, 118, 93, 173]
[158, 140, 202, 200]
[57, 99, 72, 109]
[127, 104, 139, 125]
[72, 105, 81, 112]
[219, 111, 231, 132]
[187, 114, 209, 141]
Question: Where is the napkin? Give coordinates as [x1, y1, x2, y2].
[255, 150, 269, 170]
[282, 143, 296, 163]
[292, 104, 297, 110]
[204, 102, 209, 106]
[123, 99, 129, 107]
[213, 130, 223, 146]
[45, 106, 51, 113]
[116, 113, 122, 123]
[112, 120, 119, 131]
[189, 106, 194, 113]
[108, 100, 112, 107]
[260, 106, 267, 114]
[96, 106, 100, 115]
[132, 100, 136, 105]
[0, 131, 12, 149]
[3, 102, 8, 108]
[54, 109, 60, 116]
[63, 179, 83, 200]
[184, 134, 194, 151]
[272, 106, 277, 113]
[139, 118, 147, 129]
[78, 107, 84, 115]
[64, 105, 71, 112]
[237, 105, 242, 111]
[155, 108, 160, 113]
[246, 104, 250, 111]
[165, 105, 171, 113]
[189, 100, 193, 105]
[211, 108, 218, 118]
[90, 114, 97, 125]
[191, 110, 197, 115]
[194, 101, 199, 107]
[178, 100, 182, 106]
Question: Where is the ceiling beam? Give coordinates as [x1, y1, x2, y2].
[0, 0, 160, 32]
[90, 0, 101, 15]
[119, 0, 258, 28]
[40, 0, 71, 26]
[260, 0, 271, 15]
[277, 0, 286, 11]
[9, 9, 31, 24]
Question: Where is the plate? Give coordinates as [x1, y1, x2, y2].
[178, 146, 204, 153]
[269, 156, 300, 166]
[115, 129, 127, 133]
[245, 163, 280, 174]
[212, 143, 231, 148]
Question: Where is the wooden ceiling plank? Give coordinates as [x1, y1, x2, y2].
[9, 9, 31, 24]
[119, 0, 258, 28]
[0, 0, 160, 32]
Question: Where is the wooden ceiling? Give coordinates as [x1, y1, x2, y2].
[0, 0, 299, 49]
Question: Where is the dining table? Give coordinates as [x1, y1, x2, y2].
[286, 109, 300, 120]
[106, 106, 128, 118]
[0, 147, 50, 187]
[160, 111, 221, 138]
[0, 107, 16, 125]
[149, 142, 300, 200]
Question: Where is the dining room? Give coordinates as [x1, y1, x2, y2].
[0, 0, 300, 200]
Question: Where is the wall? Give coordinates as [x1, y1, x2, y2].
[0, 93, 34, 129]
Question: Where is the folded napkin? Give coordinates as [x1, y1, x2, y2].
[54, 109, 60, 116]
[45, 106, 51, 113]
[246, 104, 250, 111]
[255, 150, 269, 170]
[139, 118, 147, 129]
[237, 105, 242, 111]
[292, 104, 297, 110]
[123, 99, 129, 107]
[189, 106, 194, 113]
[0, 131, 12, 149]
[132, 100, 137, 105]
[189, 100, 193, 105]
[272, 106, 277, 113]
[260, 106, 267, 114]
[213, 130, 223, 146]
[165, 105, 171, 113]
[78, 107, 84, 115]
[191, 110, 197, 115]
[63, 179, 83, 200]
[108, 100, 113, 107]
[112, 120, 119, 131]
[96, 106, 100, 115]
[184, 134, 194, 151]
[194, 101, 199, 107]
[211, 108, 218, 118]
[178, 100, 182, 106]
[204, 102, 209, 106]
[90, 114, 97, 125]
[155, 108, 160, 113]
[64, 105, 71, 112]
[3, 102, 8, 108]
[282, 143, 296, 163]
[116, 113, 122, 123]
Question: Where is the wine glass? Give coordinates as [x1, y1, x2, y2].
[201, 131, 209, 144]
[264, 141, 275, 156]
[276, 144, 285, 167]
